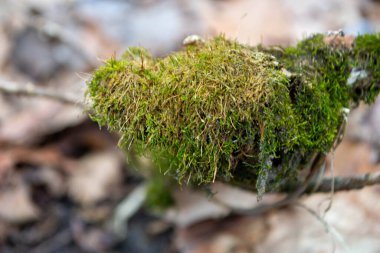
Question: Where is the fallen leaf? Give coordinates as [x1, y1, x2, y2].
[164, 188, 230, 227]
[35, 166, 66, 197]
[259, 186, 380, 253]
[0, 177, 39, 224]
[175, 216, 269, 253]
[71, 220, 117, 252]
[0, 99, 85, 145]
[210, 182, 283, 210]
[68, 151, 123, 206]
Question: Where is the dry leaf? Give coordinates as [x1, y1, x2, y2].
[68, 151, 122, 206]
[259, 187, 380, 253]
[0, 178, 39, 224]
[175, 216, 269, 253]
[164, 188, 230, 227]
[0, 99, 85, 145]
[71, 220, 117, 252]
[210, 182, 283, 210]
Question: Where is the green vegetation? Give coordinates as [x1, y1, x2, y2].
[145, 171, 175, 211]
[87, 34, 380, 199]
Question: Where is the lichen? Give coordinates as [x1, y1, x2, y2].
[87, 34, 380, 198]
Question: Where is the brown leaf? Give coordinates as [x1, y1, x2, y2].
[0, 99, 85, 145]
[175, 216, 269, 253]
[164, 188, 230, 227]
[68, 151, 123, 206]
[259, 186, 380, 253]
[210, 182, 283, 210]
[71, 220, 117, 252]
[0, 177, 39, 224]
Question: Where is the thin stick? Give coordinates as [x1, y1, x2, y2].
[322, 150, 335, 216]
[0, 78, 87, 107]
[215, 170, 380, 216]
[111, 182, 148, 239]
[218, 153, 327, 216]
[306, 171, 380, 193]
[296, 202, 352, 253]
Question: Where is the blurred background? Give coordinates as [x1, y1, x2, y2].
[0, 0, 380, 252]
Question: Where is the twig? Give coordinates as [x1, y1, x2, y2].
[111, 182, 148, 239]
[321, 150, 335, 216]
[218, 170, 380, 216]
[296, 202, 352, 253]
[218, 153, 327, 216]
[319, 115, 347, 215]
[0, 78, 87, 107]
[306, 171, 380, 193]
[253, 170, 380, 213]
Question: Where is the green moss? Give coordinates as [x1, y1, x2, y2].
[87, 34, 380, 198]
[145, 172, 175, 211]
[352, 33, 380, 103]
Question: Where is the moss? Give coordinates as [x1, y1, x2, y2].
[265, 33, 380, 149]
[87, 34, 380, 199]
[352, 33, 380, 103]
[145, 172, 175, 211]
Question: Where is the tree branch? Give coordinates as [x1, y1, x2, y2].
[1, 79, 380, 195]
[306, 171, 380, 193]
[218, 171, 380, 216]
[0, 78, 87, 107]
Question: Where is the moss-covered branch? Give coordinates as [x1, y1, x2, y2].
[87, 33, 380, 198]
